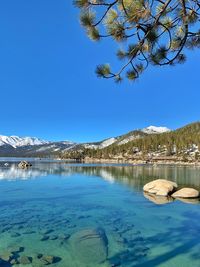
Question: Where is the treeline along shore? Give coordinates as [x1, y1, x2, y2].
[60, 122, 200, 165]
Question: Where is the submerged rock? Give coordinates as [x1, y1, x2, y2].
[41, 229, 53, 235]
[49, 235, 58, 240]
[59, 234, 70, 245]
[172, 188, 200, 199]
[10, 258, 18, 265]
[18, 255, 32, 265]
[70, 228, 108, 264]
[18, 161, 32, 169]
[143, 179, 177, 196]
[8, 246, 24, 253]
[0, 251, 13, 262]
[40, 235, 49, 241]
[37, 254, 59, 265]
[10, 232, 21, 237]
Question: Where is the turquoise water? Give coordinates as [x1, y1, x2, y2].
[0, 163, 200, 266]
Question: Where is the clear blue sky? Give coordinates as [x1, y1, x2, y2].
[0, 0, 199, 142]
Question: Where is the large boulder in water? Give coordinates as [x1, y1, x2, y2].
[18, 161, 32, 169]
[172, 188, 199, 199]
[69, 228, 108, 264]
[143, 179, 177, 196]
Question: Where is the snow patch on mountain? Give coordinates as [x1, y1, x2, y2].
[142, 126, 171, 134]
[0, 135, 49, 148]
[117, 134, 143, 145]
[99, 137, 117, 148]
[84, 137, 117, 149]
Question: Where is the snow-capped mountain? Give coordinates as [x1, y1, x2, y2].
[0, 125, 171, 157]
[0, 134, 78, 157]
[142, 126, 171, 134]
[83, 126, 170, 149]
[0, 135, 49, 148]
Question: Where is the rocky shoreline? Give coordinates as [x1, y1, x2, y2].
[83, 157, 200, 166]
[1, 157, 200, 167]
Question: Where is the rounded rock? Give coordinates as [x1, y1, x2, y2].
[172, 188, 200, 199]
[69, 228, 108, 264]
[143, 179, 177, 197]
[18, 161, 32, 169]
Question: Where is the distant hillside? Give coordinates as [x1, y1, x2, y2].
[3, 123, 199, 162]
[0, 125, 170, 157]
[62, 122, 200, 162]
[0, 135, 77, 157]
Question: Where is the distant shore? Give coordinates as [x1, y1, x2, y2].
[1, 156, 200, 167]
[82, 157, 200, 166]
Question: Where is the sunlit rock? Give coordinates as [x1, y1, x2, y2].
[143, 179, 177, 196]
[18, 161, 32, 169]
[172, 188, 200, 199]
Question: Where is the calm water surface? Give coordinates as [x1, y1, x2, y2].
[0, 162, 200, 267]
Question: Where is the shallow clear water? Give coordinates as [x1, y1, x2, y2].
[0, 162, 200, 266]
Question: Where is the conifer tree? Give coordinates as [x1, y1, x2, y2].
[74, 0, 200, 82]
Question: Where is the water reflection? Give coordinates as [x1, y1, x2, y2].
[1, 163, 200, 190]
[143, 193, 174, 205]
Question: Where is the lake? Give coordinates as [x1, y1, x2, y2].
[0, 161, 200, 266]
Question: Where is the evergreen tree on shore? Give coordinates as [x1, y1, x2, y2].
[62, 122, 200, 160]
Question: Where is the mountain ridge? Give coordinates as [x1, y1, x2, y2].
[1, 123, 200, 163]
[72, 121, 200, 163]
[0, 135, 49, 148]
[0, 125, 170, 157]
